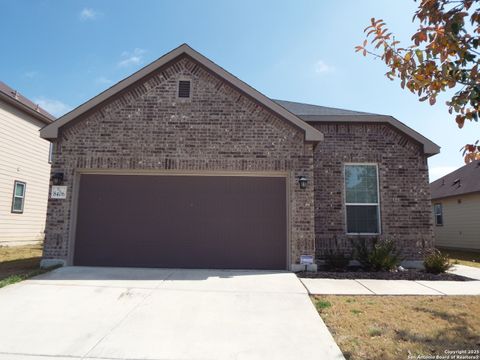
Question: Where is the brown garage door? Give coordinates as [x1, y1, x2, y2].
[73, 174, 287, 270]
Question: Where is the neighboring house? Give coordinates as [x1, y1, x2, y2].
[430, 160, 480, 251]
[0, 81, 55, 245]
[39, 44, 439, 270]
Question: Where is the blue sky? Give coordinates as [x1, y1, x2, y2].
[2, 0, 476, 181]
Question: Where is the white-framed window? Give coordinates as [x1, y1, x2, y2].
[344, 164, 380, 234]
[11, 180, 26, 214]
[434, 203, 443, 226]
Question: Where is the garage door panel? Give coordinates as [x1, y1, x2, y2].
[73, 174, 287, 269]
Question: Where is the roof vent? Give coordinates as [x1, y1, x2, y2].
[452, 178, 461, 187]
[178, 80, 191, 98]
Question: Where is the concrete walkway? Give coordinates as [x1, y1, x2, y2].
[449, 264, 480, 280]
[301, 265, 480, 296]
[0, 266, 345, 360]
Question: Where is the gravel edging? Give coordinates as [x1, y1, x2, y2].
[296, 270, 473, 281]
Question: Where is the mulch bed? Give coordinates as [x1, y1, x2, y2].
[296, 269, 473, 281]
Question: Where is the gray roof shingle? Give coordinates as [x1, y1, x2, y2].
[273, 99, 377, 116]
[430, 160, 480, 200]
[273, 98, 440, 156]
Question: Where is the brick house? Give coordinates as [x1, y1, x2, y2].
[40, 44, 439, 270]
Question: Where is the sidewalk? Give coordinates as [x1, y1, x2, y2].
[301, 265, 480, 296]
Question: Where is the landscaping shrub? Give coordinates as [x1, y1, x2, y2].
[352, 238, 401, 271]
[424, 249, 451, 274]
[324, 236, 351, 270]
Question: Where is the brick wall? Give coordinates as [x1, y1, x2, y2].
[43, 56, 316, 267]
[312, 122, 434, 260]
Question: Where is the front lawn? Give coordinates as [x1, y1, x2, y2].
[313, 295, 480, 360]
[0, 244, 45, 288]
[438, 248, 480, 268]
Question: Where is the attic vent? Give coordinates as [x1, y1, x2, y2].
[178, 80, 191, 98]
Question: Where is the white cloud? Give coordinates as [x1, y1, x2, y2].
[314, 60, 334, 74]
[79, 8, 97, 21]
[117, 48, 146, 67]
[95, 76, 112, 85]
[34, 97, 72, 117]
[23, 71, 38, 79]
[429, 165, 458, 182]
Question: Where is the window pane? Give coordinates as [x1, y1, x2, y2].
[347, 205, 379, 233]
[13, 197, 24, 212]
[345, 165, 378, 203]
[15, 183, 25, 197]
[435, 214, 443, 226]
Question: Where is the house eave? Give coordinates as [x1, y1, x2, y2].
[0, 91, 54, 125]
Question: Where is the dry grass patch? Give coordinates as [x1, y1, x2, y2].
[439, 248, 480, 268]
[313, 295, 480, 360]
[0, 244, 43, 281]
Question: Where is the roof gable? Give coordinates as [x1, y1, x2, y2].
[430, 160, 480, 199]
[275, 99, 440, 156]
[40, 44, 323, 142]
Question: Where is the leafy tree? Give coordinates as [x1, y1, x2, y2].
[356, 0, 480, 162]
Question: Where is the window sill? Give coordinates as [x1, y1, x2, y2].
[346, 233, 381, 236]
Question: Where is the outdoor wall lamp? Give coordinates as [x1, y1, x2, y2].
[52, 172, 64, 186]
[298, 176, 308, 189]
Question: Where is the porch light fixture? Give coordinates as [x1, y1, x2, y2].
[298, 176, 308, 189]
[52, 172, 64, 186]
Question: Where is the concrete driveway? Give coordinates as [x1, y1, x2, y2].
[0, 267, 344, 360]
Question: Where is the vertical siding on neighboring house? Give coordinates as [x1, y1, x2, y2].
[434, 193, 480, 251]
[0, 99, 51, 245]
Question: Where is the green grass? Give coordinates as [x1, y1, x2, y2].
[0, 268, 50, 289]
[315, 299, 332, 312]
[368, 327, 383, 337]
[0, 244, 59, 289]
[438, 248, 480, 268]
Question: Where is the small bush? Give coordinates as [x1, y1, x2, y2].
[325, 252, 350, 271]
[352, 238, 401, 271]
[424, 249, 451, 274]
[325, 236, 351, 270]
